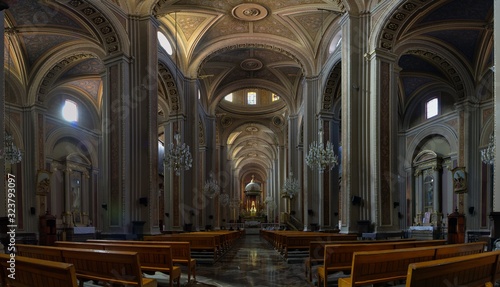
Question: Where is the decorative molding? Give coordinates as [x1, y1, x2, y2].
[406, 49, 464, 98]
[158, 62, 180, 112]
[379, 0, 434, 51]
[199, 118, 205, 146]
[65, 0, 121, 54]
[198, 43, 304, 76]
[322, 64, 341, 111]
[37, 53, 95, 102]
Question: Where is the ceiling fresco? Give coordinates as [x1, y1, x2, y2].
[2, 0, 494, 180]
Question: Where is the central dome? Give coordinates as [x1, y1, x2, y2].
[245, 175, 261, 195]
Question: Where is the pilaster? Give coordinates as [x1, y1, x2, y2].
[340, 12, 370, 233]
[366, 48, 400, 232]
[303, 76, 320, 230]
[101, 52, 131, 234]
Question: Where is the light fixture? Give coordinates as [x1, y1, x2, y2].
[165, 133, 192, 176]
[306, 122, 338, 172]
[4, 134, 21, 164]
[203, 171, 220, 199]
[481, 133, 495, 165]
[3, 31, 21, 164]
[280, 172, 299, 199]
[164, 12, 192, 176]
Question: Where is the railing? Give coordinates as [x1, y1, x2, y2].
[227, 223, 245, 230]
[288, 214, 303, 230]
[260, 223, 280, 230]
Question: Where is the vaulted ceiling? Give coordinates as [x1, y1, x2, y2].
[3, 0, 494, 182]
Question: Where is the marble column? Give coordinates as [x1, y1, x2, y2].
[340, 13, 370, 233]
[0, 11, 4, 216]
[303, 76, 320, 230]
[489, 0, 500, 235]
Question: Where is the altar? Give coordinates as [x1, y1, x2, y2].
[408, 226, 442, 240]
[65, 226, 96, 242]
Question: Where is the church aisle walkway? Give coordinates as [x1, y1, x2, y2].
[151, 233, 311, 287]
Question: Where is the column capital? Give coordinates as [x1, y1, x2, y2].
[364, 47, 398, 63]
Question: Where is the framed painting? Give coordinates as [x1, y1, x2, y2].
[36, 170, 51, 194]
[452, 167, 467, 193]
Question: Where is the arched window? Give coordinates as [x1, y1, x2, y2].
[62, 99, 78, 122]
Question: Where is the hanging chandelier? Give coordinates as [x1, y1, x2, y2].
[280, 172, 299, 199]
[3, 31, 22, 165]
[481, 133, 495, 165]
[203, 171, 220, 199]
[164, 133, 192, 176]
[305, 125, 338, 172]
[3, 134, 21, 164]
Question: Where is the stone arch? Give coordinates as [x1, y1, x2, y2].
[405, 124, 458, 170]
[61, 0, 129, 55]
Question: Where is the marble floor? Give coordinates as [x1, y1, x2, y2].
[145, 234, 314, 287]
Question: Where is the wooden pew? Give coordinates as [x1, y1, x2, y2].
[144, 234, 220, 263]
[405, 250, 500, 287]
[317, 239, 448, 287]
[61, 248, 157, 287]
[16, 243, 64, 261]
[87, 239, 196, 283]
[283, 233, 358, 260]
[103, 244, 181, 287]
[15, 244, 157, 287]
[0, 253, 78, 287]
[305, 238, 417, 282]
[337, 242, 487, 287]
[54, 241, 181, 287]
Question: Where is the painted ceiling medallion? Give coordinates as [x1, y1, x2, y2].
[241, 58, 263, 71]
[232, 3, 268, 22]
[245, 126, 259, 133]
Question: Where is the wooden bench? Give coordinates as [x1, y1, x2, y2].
[283, 233, 358, 261]
[15, 244, 157, 287]
[16, 243, 65, 261]
[61, 248, 157, 287]
[144, 234, 220, 264]
[54, 241, 181, 287]
[337, 242, 487, 287]
[103, 244, 181, 287]
[317, 239, 448, 287]
[405, 250, 500, 287]
[0, 253, 78, 287]
[305, 238, 417, 282]
[87, 239, 196, 283]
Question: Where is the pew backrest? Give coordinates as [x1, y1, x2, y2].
[338, 242, 488, 287]
[16, 244, 64, 261]
[406, 250, 500, 287]
[0, 253, 78, 287]
[60, 249, 153, 287]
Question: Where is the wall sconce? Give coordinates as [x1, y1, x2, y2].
[165, 212, 169, 217]
[468, 206, 475, 216]
[351, 196, 362, 206]
[393, 202, 399, 208]
[101, 203, 108, 210]
[307, 209, 315, 216]
[30, 207, 35, 215]
[139, 197, 148, 207]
